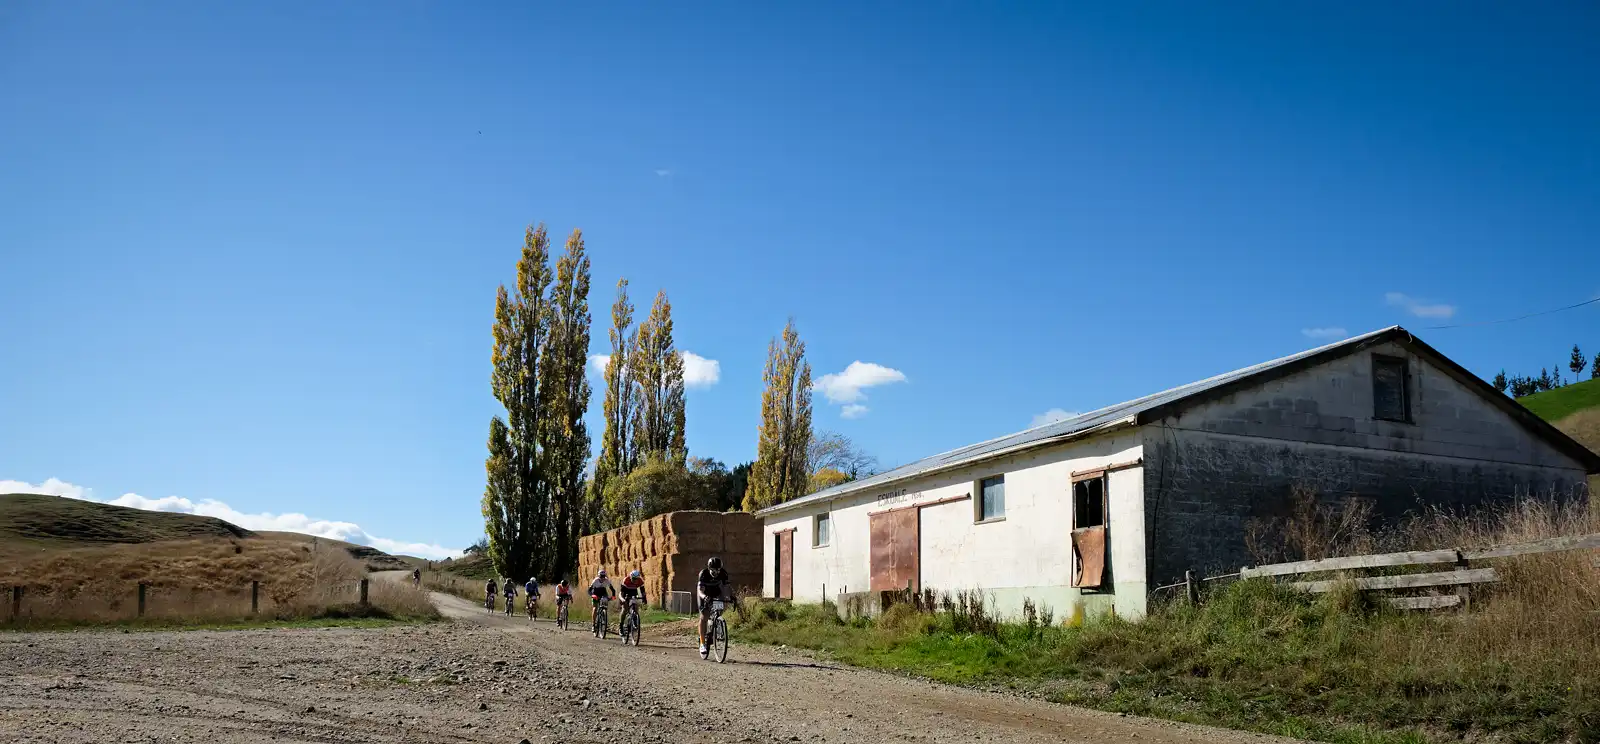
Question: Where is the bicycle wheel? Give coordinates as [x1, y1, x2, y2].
[712, 617, 729, 663]
[629, 613, 640, 646]
[599, 608, 609, 640]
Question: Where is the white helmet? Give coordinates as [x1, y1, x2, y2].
[597, 568, 607, 578]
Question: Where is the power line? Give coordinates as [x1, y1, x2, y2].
[1424, 296, 1600, 330]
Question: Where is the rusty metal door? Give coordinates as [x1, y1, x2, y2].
[869, 507, 919, 592]
[775, 531, 794, 600]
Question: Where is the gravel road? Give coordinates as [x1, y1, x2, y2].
[0, 578, 1301, 743]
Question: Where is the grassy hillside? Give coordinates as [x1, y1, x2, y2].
[1518, 376, 1600, 424]
[256, 531, 419, 572]
[0, 493, 252, 556]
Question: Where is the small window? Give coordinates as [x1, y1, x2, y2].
[813, 512, 831, 547]
[978, 476, 1005, 521]
[1073, 477, 1105, 528]
[1372, 355, 1410, 422]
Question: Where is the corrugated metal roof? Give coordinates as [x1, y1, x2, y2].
[757, 326, 1404, 518]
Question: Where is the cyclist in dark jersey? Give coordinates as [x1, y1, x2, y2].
[696, 557, 731, 659]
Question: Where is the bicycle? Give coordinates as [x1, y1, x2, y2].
[503, 594, 515, 616]
[619, 596, 642, 646]
[591, 596, 609, 640]
[555, 597, 570, 630]
[704, 597, 731, 663]
[526, 594, 538, 621]
[484, 594, 495, 613]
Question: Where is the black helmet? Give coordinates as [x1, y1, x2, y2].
[707, 556, 722, 570]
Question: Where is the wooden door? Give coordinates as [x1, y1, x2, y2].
[775, 530, 794, 600]
[869, 506, 919, 592]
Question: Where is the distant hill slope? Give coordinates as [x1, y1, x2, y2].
[0, 493, 253, 555]
[1518, 377, 1600, 424]
[0, 493, 413, 571]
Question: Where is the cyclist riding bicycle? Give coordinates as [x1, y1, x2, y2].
[485, 578, 498, 603]
[619, 569, 647, 607]
[588, 569, 615, 605]
[523, 576, 539, 603]
[502, 579, 517, 608]
[554, 578, 573, 607]
[696, 557, 732, 659]
[412, 568, 421, 586]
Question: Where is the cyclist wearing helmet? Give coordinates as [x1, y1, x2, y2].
[587, 568, 615, 606]
[524, 576, 540, 605]
[619, 569, 647, 607]
[696, 556, 731, 659]
[554, 578, 573, 607]
[485, 577, 498, 603]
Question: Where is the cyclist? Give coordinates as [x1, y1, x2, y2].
[502, 578, 517, 614]
[485, 577, 498, 610]
[554, 578, 573, 622]
[523, 576, 540, 614]
[618, 569, 647, 639]
[411, 568, 421, 587]
[696, 556, 732, 659]
[588, 568, 616, 628]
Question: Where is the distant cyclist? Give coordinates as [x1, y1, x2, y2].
[502, 578, 517, 614]
[412, 568, 421, 587]
[697, 557, 731, 659]
[524, 576, 540, 609]
[485, 578, 498, 610]
[554, 578, 573, 610]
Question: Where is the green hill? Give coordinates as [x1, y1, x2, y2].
[1517, 377, 1600, 423]
[0, 492, 253, 556]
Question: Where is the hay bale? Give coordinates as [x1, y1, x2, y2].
[664, 511, 724, 554]
[721, 512, 763, 555]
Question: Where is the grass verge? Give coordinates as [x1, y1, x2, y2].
[731, 497, 1600, 744]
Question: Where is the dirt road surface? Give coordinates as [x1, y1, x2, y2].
[1, 575, 1301, 744]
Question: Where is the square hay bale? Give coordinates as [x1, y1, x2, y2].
[721, 512, 763, 555]
[664, 511, 725, 554]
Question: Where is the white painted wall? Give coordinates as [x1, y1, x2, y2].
[762, 430, 1146, 619]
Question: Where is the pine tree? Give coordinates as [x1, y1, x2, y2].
[630, 290, 687, 464]
[1571, 345, 1587, 381]
[1593, 352, 1599, 380]
[1537, 368, 1553, 392]
[537, 229, 592, 577]
[483, 224, 554, 580]
[588, 279, 637, 536]
[743, 319, 813, 512]
[1492, 370, 1508, 394]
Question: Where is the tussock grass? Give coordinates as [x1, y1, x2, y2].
[0, 536, 439, 627]
[733, 496, 1600, 744]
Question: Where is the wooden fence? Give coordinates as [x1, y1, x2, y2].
[3, 578, 377, 623]
[1167, 533, 1600, 611]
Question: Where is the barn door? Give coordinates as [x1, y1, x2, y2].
[775, 530, 794, 600]
[869, 507, 919, 592]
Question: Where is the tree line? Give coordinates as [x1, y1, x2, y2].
[1492, 344, 1598, 398]
[480, 223, 876, 581]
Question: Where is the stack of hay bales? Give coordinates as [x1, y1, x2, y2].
[577, 510, 763, 607]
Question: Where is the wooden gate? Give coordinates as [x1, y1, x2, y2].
[775, 530, 794, 600]
[869, 506, 919, 592]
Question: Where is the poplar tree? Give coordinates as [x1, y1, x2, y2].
[743, 319, 813, 512]
[589, 279, 637, 533]
[538, 229, 592, 576]
[1571, 345, 1587, 381]
[483, 224, 554, 580]
[630, 290, 687, 464]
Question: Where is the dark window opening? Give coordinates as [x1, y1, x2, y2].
[1073, 477, 1105, 528]
[978, 476, 1005, 520]
[1372, 355, 1410, 422]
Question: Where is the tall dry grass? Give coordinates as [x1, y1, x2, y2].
[0, 535, 438, 625]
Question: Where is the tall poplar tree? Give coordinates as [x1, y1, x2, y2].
[483, 224, 553, 579]
[587, 279, 637, 535]
[630, 290, 687, 464]
[743, 319, 812, 512]
[539, 229, 592, 576]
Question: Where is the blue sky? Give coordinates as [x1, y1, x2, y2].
[3, 3, 1598, 557]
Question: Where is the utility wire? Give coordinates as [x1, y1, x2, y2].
[1424, 296, 1600, 330]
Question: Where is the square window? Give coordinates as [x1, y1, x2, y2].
[1073, 477, 1105, 528]
[1372, 355, 1410, 422]
[979, 476, 1005, 521]
[814, 512, 831, 547]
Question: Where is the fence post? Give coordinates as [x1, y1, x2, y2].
[1185, 570, 1199, 606]
[359, 578, 369, 606]
[138, 583, 147, 617]
[251, 581, 259, 614]
[822, 584, 826, 604]
[11, 586, 20, 619]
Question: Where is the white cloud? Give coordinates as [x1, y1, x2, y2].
[0, 477, 89, 500]
[1, 478, 458, 560]
[1030, 408, 1079, 428]
[680, 351, 720, 388]
[840, 404, 869, 419]
[1385, 292, 1456, 319]
[654, 169, 672, 177]
[815, 361, 906, 404]
[587, 354, 611, 378]
[1301, 327, 1349, 340]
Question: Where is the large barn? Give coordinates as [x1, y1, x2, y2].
[757, 327, 1599, 620]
